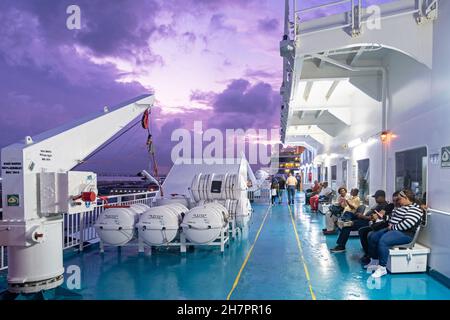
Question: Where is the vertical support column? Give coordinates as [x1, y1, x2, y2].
[138, 232, 145, 253]
[180, 232, 187, 253]
[380, 67, 388, 192]
[79, 212, 85, 252]
[220, 228, 225, 252]
[349, 0, 362, 37]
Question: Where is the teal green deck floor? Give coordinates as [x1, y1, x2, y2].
[1, 192, 449, 299]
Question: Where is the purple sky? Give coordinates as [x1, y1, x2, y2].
[0, 0, 392, 175]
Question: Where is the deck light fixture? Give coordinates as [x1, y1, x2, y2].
[380, 131, 397, 143]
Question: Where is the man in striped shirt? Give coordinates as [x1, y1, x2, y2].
[365, 189, 423, 278]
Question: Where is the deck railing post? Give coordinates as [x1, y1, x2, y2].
[79, 212, 85, 252]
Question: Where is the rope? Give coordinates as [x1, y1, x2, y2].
[145, 109, 162, 196]
[82, 120, 142, 163]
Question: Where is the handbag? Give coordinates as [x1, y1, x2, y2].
[271, 189, 277, 196]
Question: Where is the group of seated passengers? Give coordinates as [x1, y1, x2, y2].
[321, 187, 426, 278]
[307, 181, 333, 212]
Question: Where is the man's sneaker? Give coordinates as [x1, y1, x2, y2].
[364, 259, 379, 270]
[330, 246, 346, 253]
[371, 266, 388, 278]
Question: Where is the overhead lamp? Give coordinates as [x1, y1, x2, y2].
[348, 138, 362, 148]
[380, 131, 397, 143]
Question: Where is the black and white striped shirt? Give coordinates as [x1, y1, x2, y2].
[389, 204, 423, 232]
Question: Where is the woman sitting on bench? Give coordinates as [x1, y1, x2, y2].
[309, 182, 332, 212]
[322, 187, 350, 235]
[365, 189, 423, 278]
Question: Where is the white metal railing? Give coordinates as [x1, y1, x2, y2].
[429, 208, 450, 217]
[293, 0, 435, 37]
[0, 191, 158, 271]
[64, 191, 158, 251]
[248, 189, 271, 204]
[0, 246, 6, 271]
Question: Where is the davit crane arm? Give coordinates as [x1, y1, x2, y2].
[0, 94, 154, 294]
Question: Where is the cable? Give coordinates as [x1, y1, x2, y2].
[81, 120, 141, 164]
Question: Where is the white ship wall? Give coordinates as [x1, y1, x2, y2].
[314, 1, 450, 279]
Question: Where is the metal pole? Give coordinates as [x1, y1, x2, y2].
[358, 0, 362, 28]
[293, 0, 297, 40]
[284, 0, 290, 37]
[79, 212, 85, 252]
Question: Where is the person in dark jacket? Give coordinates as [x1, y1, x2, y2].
[359, 191, 398, 265]
[330, 189, 387, 253]
[278, 176, 286, 204]
[366, 189, 424, 278]
[271, 178, 280, 205]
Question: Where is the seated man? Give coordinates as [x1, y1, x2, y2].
[310, 182, 332, 212]
[359, 191, 397, 265]
[330, 189, 369, 253]
[365, 189, 424, 278]
[338, 188, 361, 223]
[323, 187, 349, 235]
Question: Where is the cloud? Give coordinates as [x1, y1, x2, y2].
[190, 90, 216, 105]
[182, 32, 197, 44]
[0, 0, 283, 174]
[257, 18, 280, 33]
[208, 79, 281, 130]
[244, 69, 278, 80]
[209, 14, 237, 33]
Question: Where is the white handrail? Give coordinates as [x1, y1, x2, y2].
[428, 208, 450, 216]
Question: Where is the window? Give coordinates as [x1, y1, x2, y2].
[357, 159, 370, 206]
[317, 165, 322, 182]
[331, 165, 337, 181]
[325, 167, 329, 182]
[395, 147, 427, 203]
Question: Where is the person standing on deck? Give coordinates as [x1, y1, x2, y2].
[278, 176, 286, 204]
[270, 178, 280, 205]
[286, 172, 298, 205]
[296, 173, 302, 192]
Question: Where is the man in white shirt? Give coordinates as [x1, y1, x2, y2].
[286, 172, 297, 205]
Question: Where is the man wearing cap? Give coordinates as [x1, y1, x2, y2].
[330, 190, 388, 253]
[358, 191, 396, 265]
